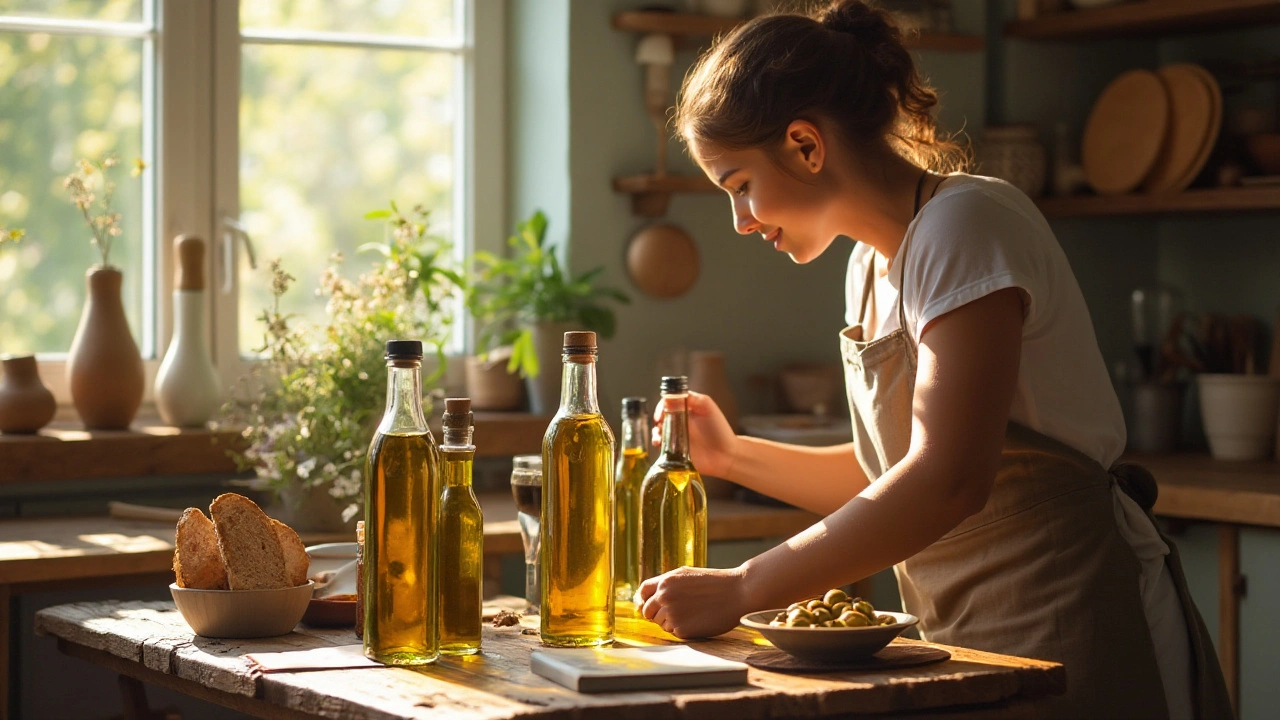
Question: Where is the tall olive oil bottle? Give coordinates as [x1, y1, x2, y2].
[613, 397, 649, 604]
[639, 376, 707, 583]
[541, 331, 616, 646]
[439, 397, 483, 655]
[362, 340, 441, 665]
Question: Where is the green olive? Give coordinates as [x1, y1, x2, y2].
[806, 599, 827, 612]
[831, 602, 851, 616]
[839, 610, 871, 627]
[823, 589, 849, 606]
[789, 617, 812, 627]
[787, 602, 804, 613]
[879, 615, 897, 626]
[811, 607, 832, 624]
[829, 618, 846, 628]
[787, 607, 814, 624]
[854, 601, 876, 618]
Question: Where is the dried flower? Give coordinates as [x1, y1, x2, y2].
[0, 228, 24, 246]
[62, 153, 146, 268]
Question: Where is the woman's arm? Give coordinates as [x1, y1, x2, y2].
[638, 287, 1025, 638]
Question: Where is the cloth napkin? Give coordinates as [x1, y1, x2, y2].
[246, 644, 382, 673]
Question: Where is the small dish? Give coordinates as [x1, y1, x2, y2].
[302, 593, 358, 628]
[306, 542, 358, 578]
[170, 581, 314, 638]
[740, 609, 918, 662]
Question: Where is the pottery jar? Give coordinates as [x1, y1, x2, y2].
[0, 355, 57, 433]
[66, 266, 145, 430]
[980, 125, 1047, 198]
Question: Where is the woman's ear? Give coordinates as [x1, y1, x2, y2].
[784, 119, 825, 174]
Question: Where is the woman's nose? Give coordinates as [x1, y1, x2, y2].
[733, 201, 759, 235]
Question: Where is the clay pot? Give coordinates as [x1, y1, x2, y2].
[528, 320, 580, 415]
[689, 351, 740, 500]
[0, 355, 57, 433]
[66, 266, 145, 429]
[465, 351, 526, 411]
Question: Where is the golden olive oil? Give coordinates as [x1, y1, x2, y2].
[639, 377, 707, 582]
[363, 341, 440, 666]
[439, 398, 483, 656]
[613, 398, 649, 603]
[541, 332, 616, 647]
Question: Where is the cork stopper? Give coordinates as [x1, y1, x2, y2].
[562, 331, 597, 356]
[175, 235, 205, 291]
[442, 397, 473, 428]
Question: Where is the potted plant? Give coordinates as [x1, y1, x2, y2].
[467, 210, 629, 413]
[61, 155, 148, 429]
[221, 202, 460, 531]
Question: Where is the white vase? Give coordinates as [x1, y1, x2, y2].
[155, 290, 222, 427]
[1197, 374, 1280, 461]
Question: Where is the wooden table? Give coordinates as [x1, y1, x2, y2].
[35, 600, 1064, 719]
[0, 494, 819, 718]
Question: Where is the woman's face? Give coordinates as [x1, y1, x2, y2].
[690, 134, 837, 265]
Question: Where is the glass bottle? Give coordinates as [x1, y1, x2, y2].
[613, 397, 649, 605]
[362, 339, 441, 665]
[438, 397, 483, 656]
[639, 376, 707, 583]
[509, 455, 543, 614]
[541, 331, 616, 647]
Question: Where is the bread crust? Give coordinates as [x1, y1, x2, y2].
[173, 508, 229, 590]
[271, 518, 310, 587]
[209, 493, 288, 590]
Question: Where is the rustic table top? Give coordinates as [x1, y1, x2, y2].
[35, 600, 1064, 720]
[0, 494, 819, 587]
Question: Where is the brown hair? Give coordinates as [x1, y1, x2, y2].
[674, 0, 968, 173]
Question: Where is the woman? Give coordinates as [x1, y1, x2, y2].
[633, 2, 1230, 718]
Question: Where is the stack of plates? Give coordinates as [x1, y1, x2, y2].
[1082, 64, 1222, 195]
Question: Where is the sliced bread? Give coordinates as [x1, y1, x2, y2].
[271, 518, 310, 587]
[173, 507, 229, 590]
[209, 493, 288, 590]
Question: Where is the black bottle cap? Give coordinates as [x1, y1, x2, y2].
[660, 376, 689, 394]
[622, 397, 647, 417]
[384, 339, 423, 360]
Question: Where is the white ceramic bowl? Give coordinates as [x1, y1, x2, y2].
[170, 581, 314, 638]
[740, 609, 918, 662]
[1197, 374, 1280, 461]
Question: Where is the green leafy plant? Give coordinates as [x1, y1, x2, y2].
[221, 202, 459, 522]
[61, 154, 146, 268]
[467, 210, 629, 378]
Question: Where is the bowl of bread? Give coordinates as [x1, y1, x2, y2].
[171, 493, 314, 638]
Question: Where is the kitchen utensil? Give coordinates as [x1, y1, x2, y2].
[1083, 70, 1170, 195]
[312, 559, 357, 598]
[740, 610, 918, 662]
[1131, 286, 1181, 381]
[170, 581, 314, 638]
[1129, 382, 1184, 453]
[626, 224, 700, 299]
[107, 501, 185, 523]
[1143, 65, 1215, 193]
[1170, 64, 1222, 191]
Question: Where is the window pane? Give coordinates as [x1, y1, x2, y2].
[0, 31, 145, 356]
[238, 44, 455, 355]
[241, 0, 454, 39]
[0, 0, 142, 22]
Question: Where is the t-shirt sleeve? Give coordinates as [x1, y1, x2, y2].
[899, 188, 1048, 340]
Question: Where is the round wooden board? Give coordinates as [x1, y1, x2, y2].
[1169, 64, 1223, 192]
[1143, 64, 1214, 193]
[1082, 69, 1170, 196]
[626, 223, 700, 299]
[745, 642, 951, 673]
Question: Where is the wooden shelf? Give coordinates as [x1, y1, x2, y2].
[1136, 452, 1280, 529]
[612, 173, 719, 216]
[1006, 0, 1280, 41]
[0, 412, 551, 484]
[1035, 186, 1280, 218]
[612, 10, 984, 52]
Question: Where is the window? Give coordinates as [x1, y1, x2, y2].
[2, 0, 503, 405]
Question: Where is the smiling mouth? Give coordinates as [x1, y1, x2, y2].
[762, 229, 781, 243]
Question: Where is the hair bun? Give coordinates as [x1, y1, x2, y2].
[815, 0, 894, 38]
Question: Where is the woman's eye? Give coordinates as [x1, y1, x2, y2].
[733, 182, 749, 197]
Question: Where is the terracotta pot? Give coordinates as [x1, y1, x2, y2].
[689, 351, 739, 431]
[0, 355, 57, 433]
[465, 352, 526, 411]
[66, 266, 145, 429]
[528, 320, 580, 415]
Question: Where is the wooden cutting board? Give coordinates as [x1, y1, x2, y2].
[1169, 64, 1223, 192]
[1083, 69, 1170, 196]
[1143, 64, 1215, 193]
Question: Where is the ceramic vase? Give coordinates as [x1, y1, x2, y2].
[689, 350, 740, 499]
[465, 353, 526, 411]
[1197, 374, 1280, 461]
[528, 320, 579, 415]
[0, 355, 57, 433]
[66, 266, 145, 430]
[155, 293, 221, 427]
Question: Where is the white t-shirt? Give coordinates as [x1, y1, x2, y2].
[844, 173, 1126, 467]
[844, 174, 1192, 718]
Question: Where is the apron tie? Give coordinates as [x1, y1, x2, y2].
[1112, 463, 1159, 513]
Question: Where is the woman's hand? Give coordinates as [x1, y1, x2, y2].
[653, 391, 739, 478]
[636, 566, 750, 639]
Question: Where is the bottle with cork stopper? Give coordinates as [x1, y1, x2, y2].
[155, 234, 222, 426]
[541, 331, 616, 647]
[438, 397, 483, 655]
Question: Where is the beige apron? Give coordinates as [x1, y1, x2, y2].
[841, 244, 1232, 719]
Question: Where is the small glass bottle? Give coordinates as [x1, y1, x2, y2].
[439, 397, 483, 656]
[363, 339, 441, 665]
[639, 376, 707, 583]
[613, 397, 649, 605]
[541, 331, 616, 647]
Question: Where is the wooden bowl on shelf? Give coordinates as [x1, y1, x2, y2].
[1246, 134, 1280, 176]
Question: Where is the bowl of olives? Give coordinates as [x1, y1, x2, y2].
[739, 589, 917, 662]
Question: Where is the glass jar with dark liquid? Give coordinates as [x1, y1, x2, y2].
[510, 454, 543, 614]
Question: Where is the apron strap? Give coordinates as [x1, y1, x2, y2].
[856, 254, 877, 325]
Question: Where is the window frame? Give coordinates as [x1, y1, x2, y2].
[14, 0, 504, 412]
